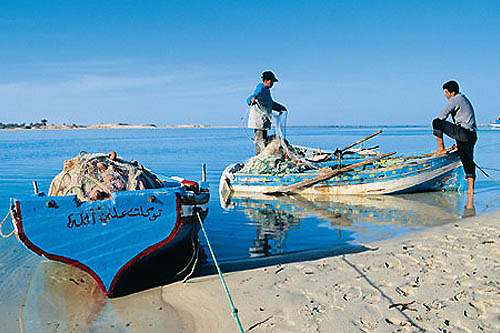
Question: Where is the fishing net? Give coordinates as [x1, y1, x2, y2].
[240, 136, 314, 174]
[48, 152, 163, 201]
[239, 111, 321, 175]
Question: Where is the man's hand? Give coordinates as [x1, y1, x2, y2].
[251, 97, 258, 105]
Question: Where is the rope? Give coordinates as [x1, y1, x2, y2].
[196, 211, 245, 333]
[475, 162, 500, 187]
[1, 211, 16, 238]
[63, 185, 83, 196]
[280, 110, 288, 138]
[240, 106, 255, 143]
[475, 164, 500, 214]
[181, 233, 200, 283]
[242, 102, 288, 146]
[172, 228, 200, 283]
[478, 166, 500, 173]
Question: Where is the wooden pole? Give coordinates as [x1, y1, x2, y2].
[202, 163, 207, 182]
[265, 151, 396, 195]
[339, 130, 383, 153]
[291, 131, 382, 155]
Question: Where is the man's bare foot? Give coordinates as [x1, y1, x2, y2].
[465, 199, 474, 209]
[465, 186, 475, 210]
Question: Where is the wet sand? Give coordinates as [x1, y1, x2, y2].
[3, 210, 498, 332]
[164, 210, 499, 332]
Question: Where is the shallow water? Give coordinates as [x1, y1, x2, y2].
[0, 126, 499, 330]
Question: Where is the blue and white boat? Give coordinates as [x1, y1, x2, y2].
[490, 116, 500, 128]
[4, 153, 209, 297]
[220, 148, 465, 197]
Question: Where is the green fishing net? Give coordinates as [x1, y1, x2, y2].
[48, 152, 162, 201]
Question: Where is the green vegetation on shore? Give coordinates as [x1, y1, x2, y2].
[0, 120, 84, 130]
[0, 121, 218, 130]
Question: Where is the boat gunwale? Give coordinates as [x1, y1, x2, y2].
[231, 152, 460, 178]
[228, 161, 464, 194]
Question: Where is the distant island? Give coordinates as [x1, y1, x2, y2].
[1, 120, 495, 130]
[0, 120, 211, 130]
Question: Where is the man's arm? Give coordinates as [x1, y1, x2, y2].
[246, 84, 263, 105]
[437, 99, 456, 120]
[272, 101, 287, 112]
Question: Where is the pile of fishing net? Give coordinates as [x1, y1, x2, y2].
[239, 137, 314, 175]
[48, 152, 163, 201]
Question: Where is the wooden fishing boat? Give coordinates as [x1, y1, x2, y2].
[4, 153, 209, 298]
[220, 148, 465, 197]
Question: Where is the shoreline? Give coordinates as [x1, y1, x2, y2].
[161, 210, 500, 332]
[0, 123, 239, 130]
[1, 123, 497, 131]
[7, 210, 499, 332]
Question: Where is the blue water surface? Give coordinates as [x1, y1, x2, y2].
[1, 127, 499, 263]
[1, 126, 499, 330]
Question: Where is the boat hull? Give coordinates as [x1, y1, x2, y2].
[221, 152, 465, 196]
[11, 186, 209, 297]
[108, 216, 202, 297]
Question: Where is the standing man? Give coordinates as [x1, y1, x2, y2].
[432, 80, 477, 197]
[246, 71, 287, 155]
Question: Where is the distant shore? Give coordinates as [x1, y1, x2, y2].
[0, 123, 238, 130]
[0, 122, 496, 130]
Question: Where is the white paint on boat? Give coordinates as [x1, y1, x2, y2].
[225, 161, 462, 195]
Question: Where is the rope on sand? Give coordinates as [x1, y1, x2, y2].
[0, 211, 16, 238]
[179, 229, 201, 283]
[196, 211, 245, 333]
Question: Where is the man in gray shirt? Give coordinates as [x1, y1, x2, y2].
[432, 80, 477, 198]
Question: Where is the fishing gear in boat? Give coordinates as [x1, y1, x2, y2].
[241, 101, 289, 144]
[220, 131, 466, 197]
[49, 151, 163, 202]
[264, 151, 397, 195]
[292, 130, 383, 164]
[6, 154, 210, 297]
[238, 100, 322, 175]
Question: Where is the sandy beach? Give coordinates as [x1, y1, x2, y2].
[162, 210, 499, 332]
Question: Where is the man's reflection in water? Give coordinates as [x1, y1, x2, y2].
[463, 191, 476, 218]
[245, 209, 299, 257]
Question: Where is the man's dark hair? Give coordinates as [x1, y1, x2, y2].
[442, 80, 459, 94]
[261, 71, 278, 82]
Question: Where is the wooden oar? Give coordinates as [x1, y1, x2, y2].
[292, 130, 383, 155]
[339, 130, 383, 153]
[265, 151, 396, 195]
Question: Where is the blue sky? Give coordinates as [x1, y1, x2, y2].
[1, 1, 499, 126]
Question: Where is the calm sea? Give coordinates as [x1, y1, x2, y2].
[1, 127, 500, 259]
[0, 126, 499, 329]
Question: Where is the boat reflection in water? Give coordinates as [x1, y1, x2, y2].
[20, 260, 188, 332]
[221, 191, 467, 258]
[242, 202, 301, 257]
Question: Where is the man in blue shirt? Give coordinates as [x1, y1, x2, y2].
[432, 80, 477, 197]
[246, 71, 287, 155]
